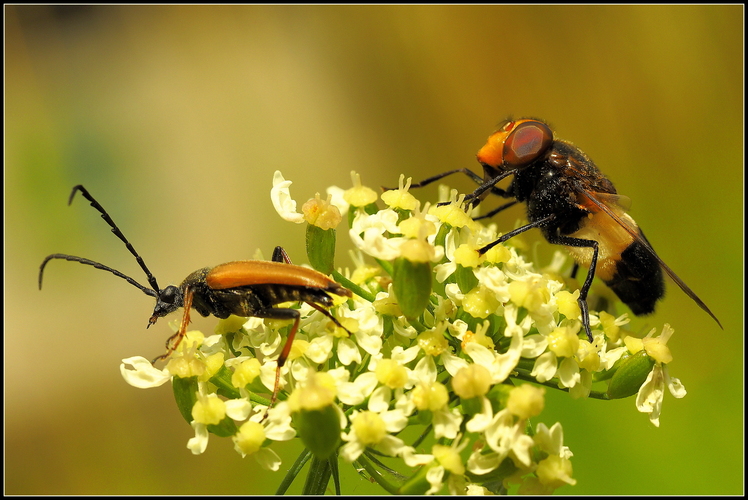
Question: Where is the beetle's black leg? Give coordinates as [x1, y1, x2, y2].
[306, 301, 351, 335]
[271, 246, 293, 265]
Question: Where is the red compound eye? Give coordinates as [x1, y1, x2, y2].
[502, 120, 553, 167]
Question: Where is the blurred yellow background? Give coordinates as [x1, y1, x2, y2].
[6, 5, 742, 495]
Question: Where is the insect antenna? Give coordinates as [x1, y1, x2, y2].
[67, 185, 161, 293]
[38, 253, 158, 299]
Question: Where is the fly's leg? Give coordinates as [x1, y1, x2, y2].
[545, 234, 598, 343]
[478, 215, 598, 342]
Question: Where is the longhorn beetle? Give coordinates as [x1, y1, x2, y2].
[39, 185, 352, 410]
[395, 118, 722, 341]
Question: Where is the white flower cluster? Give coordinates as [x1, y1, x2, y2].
[119, 171, 687, 494]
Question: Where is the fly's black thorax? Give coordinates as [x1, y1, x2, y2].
[512, 159, 586, 237]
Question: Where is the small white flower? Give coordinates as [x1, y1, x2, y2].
[411, 355, 438, 384]
[336, 337, 362, 365]
[352, 328, 383, 356]
[232, 419, 285, 471]
[534, 422, 573, 460]
[569, 370, 592, 399]
[636, 363, 686, 427]
[425, 463, 446, 495]
[340, 409, 407, 462]
[464, 333, 522, 384]
[484, 408, 535, 468]
[599, 344, 629, 370]
[225, 398, 253, 421]
[557, 357, 581, 389]
[305, 334, 334, 364]
[466, 445, 502, 476]
[350, 227, 406, 260]
[441, 351, 470, 377]
[187, 421, 209, 455]
[368, 386, 393, 413]
[120, 356, 171, 388]
[634, 324, 687, 427]
[338, 372, 379, 406]
[432, 407, 463, 440]
[400, 446, 434, 467]
[473, 265, 511, 303]
[271, 170, 304, 223]
[521, 334, 548, 358]
[392, 316, 418, 339]
[262, 402, 297, 442]
[465, 396, 494, 433]
[531, 351, 558, 383]
[433, 262, 457, 283]
[326, 185, 349, 216]
[254, 448, 283, 471]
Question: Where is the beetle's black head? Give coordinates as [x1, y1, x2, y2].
[148, 285, 184, 327]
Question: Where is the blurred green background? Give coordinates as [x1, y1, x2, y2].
[6, 5, 742, 495]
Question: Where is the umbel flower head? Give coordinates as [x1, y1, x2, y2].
[120, 170, 689, 495]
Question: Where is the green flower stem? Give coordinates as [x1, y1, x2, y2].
[511, 370, 610, 400]
[248, 392, 272, 407]
[363, 451, 408, 481]
[396, 462, 436, 495]
[375, 258, 394, 277]
[331, 270, 376, 303]
[410, 424, 433, 450]
[301, 455, 333, 495]
[587, 390, 613, 400]
[209, 366, 241, 399]
[329, 455, 342, 495]
[276, 448, 312, 494]
[407, 317, 428, 332]
[355, 453, 401, 494]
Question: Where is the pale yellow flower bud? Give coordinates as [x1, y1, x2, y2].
[507, 384, 546, 419]
[452, 364, 492, 399]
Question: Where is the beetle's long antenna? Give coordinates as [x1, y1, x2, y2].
[68, 185, 161, 293]
[39, 253, 158, 298]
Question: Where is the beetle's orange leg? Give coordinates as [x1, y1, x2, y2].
[257, 308, 301, 421]
[151, 288, 194, 364]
